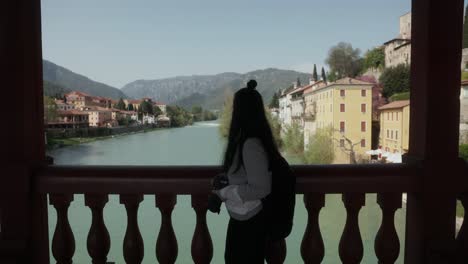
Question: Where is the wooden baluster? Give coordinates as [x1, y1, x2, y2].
[50, 194, 75, 264]
[85, 194, 111, 264]
[120, 194, 144, 264]
[301, 193, 325, 264]
[191, 194, 213, 264]
[265, 238, 287, 264]
[339, 193, 365, 264]
[456, 192, 468, 263]
[374, 193, 402, 264]
[155, 194, 178, 264]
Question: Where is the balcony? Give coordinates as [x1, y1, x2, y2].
[1, 0, 468, 263]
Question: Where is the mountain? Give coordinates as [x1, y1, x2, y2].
[42, 60, 127, 99]
[43, 80, 71, 97]
[122, 68, 311, 110]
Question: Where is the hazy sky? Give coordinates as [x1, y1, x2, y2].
[41, 0, 411, 88]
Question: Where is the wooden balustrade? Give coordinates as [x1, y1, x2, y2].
[375, 193, 402, 264]
[301, 193, 325, 264]
[155, 194, 178, 264]
[120, 194, 144, 264]
[191, 195, 213, 264]
[265, 238, 287, 264]
[85, 194, 111, 264]
[49, 194, 75, 264]
[456, 192, 468, 263]
[339, 193, 365, 264]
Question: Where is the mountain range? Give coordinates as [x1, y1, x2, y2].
[42, 59, 313, 109]
[42, 60, 126, 99]
[122, 69, 312, 109]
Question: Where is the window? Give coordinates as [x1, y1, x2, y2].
[361, 89, 366, 97]
[340, 104, 345, 112]
[340, 121, 345, 132]
[387, 129, 389, 138]
[340, 89, 345, 97]
[396, 112, 399, 121]
[391, 130, 394, 139]
[340, 139, 345, 147]
[361, 139, 366, 147]
[330, 104, 332, 112]
[361, 121, 366, 132]
[361, 104, 366, 113]
[396, 131, 399, 140]
[387, 112, 389, 120]
[391, 112, 394, 120]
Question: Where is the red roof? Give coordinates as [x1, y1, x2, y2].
[378, 100, 410, 110]
[65, 91, 92, 97]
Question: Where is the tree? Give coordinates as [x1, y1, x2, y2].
[43, 96, 58, 123]
[325, 42, 362, 78]
[312, 64, 318, 81]
[296, 77, 301, 87]
[115, 98, 126, 110]
[128, 103, 134, 111]
[321, 67, 327, 83]
[166, 105, 193, 127]
[140, 100, 153, 114]
[192, 105, 203, 121]
[362, 47, 385, 71]
[269, 91, 279, 108]
[327, 70, 338, 82]
[283, 122, 304, 155]
[464, 5, 468, 49]
[219, 92, 234, 138]
[379, 64, 411, 98]
[304, 127, 335, 164]
[335, 132, 361, 164]
[153, 105, 162, 116]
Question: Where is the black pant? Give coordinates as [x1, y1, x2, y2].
[225, 210, 267, 264]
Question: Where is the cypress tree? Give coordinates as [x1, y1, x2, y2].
[321, 67, 327, 83]
[313, 64, 318, 81]
[464, 5, 468, 49]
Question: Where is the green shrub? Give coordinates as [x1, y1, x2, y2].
[283, 122, 304, 155]
[460, 144, 468, 160]
[303, 127, 335, 164]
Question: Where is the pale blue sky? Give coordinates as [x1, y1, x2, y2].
[41, 0, 411, 88]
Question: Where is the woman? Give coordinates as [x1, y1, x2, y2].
[215, 79, 281, 264]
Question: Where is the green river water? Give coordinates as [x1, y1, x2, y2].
[48, 121, 406, 264]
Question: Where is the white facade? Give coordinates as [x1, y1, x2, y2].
[142, 114, 156, 124]
[279, 93, 292, 128]
[384, 12, 412, 68]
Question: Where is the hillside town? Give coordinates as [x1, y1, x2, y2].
[274, 12, 468, 164]
[45, 91, 170, 129]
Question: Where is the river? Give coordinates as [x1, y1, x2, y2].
[48, 121, 406, 264]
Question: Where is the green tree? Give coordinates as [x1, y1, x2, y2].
[327, 70, 338, 82]
[464, 5, 468, 49]
[379, 64, 411, 98]
[115, 98, 126, 110]
[269, 91, 279, 108]
[325, 42, 362, 78]
[219, 92, 234, 138]
[362, 47, 385, 71]
[312, 64, 318, 81]
[192, 105, 203, 121]
[321, 67, 327, 83]
[283, 122, 304, 155]
[43, 96, 58, 123]
[128, 103, 134, 111]
[389, 91, 410, 102]
[304, 127, 335, 164]
[153, 105, 162, 116]
[460, 144, 468, 160]
[140, 100, 153, 114]
[296, 77, 301, 87]
[166, 105, 193, 127]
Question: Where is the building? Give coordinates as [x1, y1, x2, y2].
[302, 77, 373, 163]
[384, 12, 412, 68]
[290, 84, 311, 127]
[378, 100, 410, 154]
[54, 99, 75, 111]
[86, 109, 113, 127]
[154, 102, 167, 114]
[65, 91, 111, 108]
[46, 110, 89, 129]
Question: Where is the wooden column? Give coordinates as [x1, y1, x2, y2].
[375, 193, 402, 264]
[120, 194, 144, 264]
[191, 195, 213, 264]
[155, 194, 178, 264]
[301, 193, 325, 264]
[50, 194, 75, 264]
[339, 193, 365, 264]
[85, 194, 110, 264]
[0, 0, 48, 263]
[405, 0, 464, 263]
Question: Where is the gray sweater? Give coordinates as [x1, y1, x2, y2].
[220, 138, 272, 220]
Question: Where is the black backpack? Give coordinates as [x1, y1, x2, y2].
[262, 154, 296, 241]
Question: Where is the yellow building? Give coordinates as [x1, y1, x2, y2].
[303, 77, 373, 164]
[378, 100, 410, 154]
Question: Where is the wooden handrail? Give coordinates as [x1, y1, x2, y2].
[34, 164, 421, 194]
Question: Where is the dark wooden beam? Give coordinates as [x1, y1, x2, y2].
[0, 0, 49, 263]
[405, 0, 465, 263]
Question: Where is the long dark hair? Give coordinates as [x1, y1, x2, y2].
[222, 80, 280, 172]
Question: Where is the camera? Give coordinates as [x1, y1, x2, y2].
[208, 173, 229, 214]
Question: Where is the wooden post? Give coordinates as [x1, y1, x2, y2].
[405, 0, 464, 263]
[0, 0, 48, 263]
